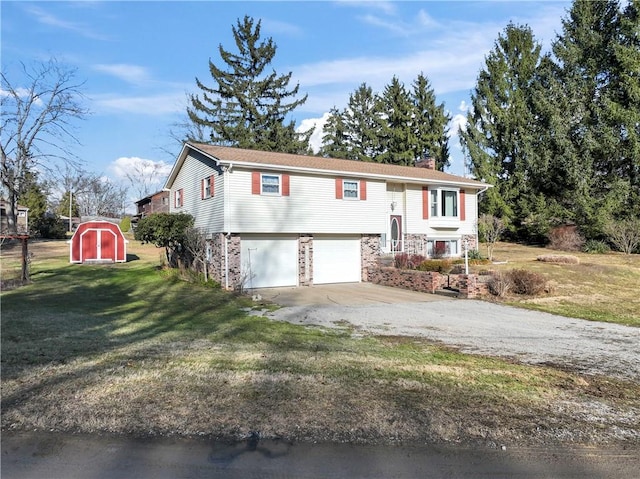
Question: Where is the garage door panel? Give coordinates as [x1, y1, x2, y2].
[313, 236, 361, 284]
[241, 236, 298, 289]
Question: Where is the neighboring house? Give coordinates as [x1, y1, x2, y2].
[132, 190, 170, 224]
[0, 200, 29, 234]
[165, 142, 491, 290]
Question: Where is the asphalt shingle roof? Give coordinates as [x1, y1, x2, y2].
[176, 142, 489, 188]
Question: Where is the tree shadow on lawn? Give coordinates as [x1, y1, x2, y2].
[0, 263, 243, 408]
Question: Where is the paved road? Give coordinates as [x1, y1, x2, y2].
[261, 285, 640, 381]
[3, 431, 639, 479]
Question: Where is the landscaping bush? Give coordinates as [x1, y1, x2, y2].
[393, 253, 426, 269]
[537, 254, 580, 264]
[582, 240, 610, 254]
[120, 216, 131, 233]
[487, 271, 512, 297]
[548, 225, 584, 251]
[417, 259, 453, 273]
[508, 269, 547, 295]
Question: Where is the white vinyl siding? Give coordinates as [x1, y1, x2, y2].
[169, 151, 224, 234]
[405, 185, 478, 237]
[313, 236, 361, 284]
[227, 169, 386, 234]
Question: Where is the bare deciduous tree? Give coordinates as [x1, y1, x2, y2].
[604, 219, 640, 254]
[478, 214, 505, 261]
[1, 58, 89, 233]
[182, 227, 209, 282]
[124, 159, 168, 201]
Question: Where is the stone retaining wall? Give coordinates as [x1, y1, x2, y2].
[368, 266, 489, 299]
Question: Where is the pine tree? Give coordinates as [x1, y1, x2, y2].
[187, 16, 309, 154]
[378, 77, 415, 166]
[460, 23, 543, 231]
[411, 73, 451, 170]
[320, 107, 350, 159]
[342, 83, 383, 161]
[551, 0, 635, 236]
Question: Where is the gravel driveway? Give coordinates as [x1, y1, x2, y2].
[264, 296, 640, 381]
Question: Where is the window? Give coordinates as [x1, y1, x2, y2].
[427, 239, 459, 258]
[174, 189, 183, 208]
[429, 189, 458, 217]
[335, 178, 366, 200]
[343, 180, 359, 199]
[252, 172, 290, 196]
[261, 174, 280, 195]
[202, 175, 214, 199]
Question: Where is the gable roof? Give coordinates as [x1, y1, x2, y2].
[165, 142, 490, 190]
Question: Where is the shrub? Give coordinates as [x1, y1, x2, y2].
[508, 269, 547, 295]
[417, 259, 453, 273]
[393, 253, 426, 270]
[488, 271, 512, 297]
[466, 249, 484, 260]
[547, 225, 584, 251]
[536, 254, 580, 264]
[120, 216, 131, 233]
[604, 218, 640, 254]
[583, 240, 610, 254]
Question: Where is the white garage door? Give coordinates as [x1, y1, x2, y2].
[313, 236, 361, 284]
[241, 236, 298, 289]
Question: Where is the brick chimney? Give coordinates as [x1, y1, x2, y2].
[416, 157, 436, 169]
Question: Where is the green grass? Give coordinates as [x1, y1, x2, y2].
[1, 240, 639, 446]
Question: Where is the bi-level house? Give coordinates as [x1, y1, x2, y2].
[164, 142, 490, 289]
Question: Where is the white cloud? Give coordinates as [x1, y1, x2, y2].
[25, 5, 110, 41]
[296, 113, 331, 153]
[336, 1, 397, 15]
[458, 100, 469, 113]
[109, 156, 173, 183]
[449, 113, 468, 138]
[93, 64, 151, 85]
[92, 92, 185, 116]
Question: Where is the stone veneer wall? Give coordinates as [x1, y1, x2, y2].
[367, 266, 489, 298]
[299, 235, 312, 286]
[361, 234, 380, 282]
[207, 233, 241, 290]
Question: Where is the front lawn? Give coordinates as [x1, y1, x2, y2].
[1, 239, 638, 446]
[474, 242, 640, 327]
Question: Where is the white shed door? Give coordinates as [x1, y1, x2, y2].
[313, 236, 361, 284]
[241, 236, 298, 289]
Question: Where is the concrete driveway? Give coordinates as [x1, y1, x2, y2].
[259, 282, 451, 306]
[258, 283, 640, 381]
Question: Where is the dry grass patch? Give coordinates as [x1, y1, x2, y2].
[537, 254, 580, 264]
[475, 242, 640, 327]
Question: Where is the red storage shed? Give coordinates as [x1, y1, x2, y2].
[69, 221, 128, 263]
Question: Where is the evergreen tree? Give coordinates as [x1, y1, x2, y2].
[377, 77, 415, 166]
[342, 83, 383, 161]
[602, 0, 640, 221]
[320, 107, 350, 159]
[57, 191, 80, 218]
[460, 23, 543, 231]
[187, 16, 310, 154]
[411, 73, 451, 170]
[550, 0, 638, 237]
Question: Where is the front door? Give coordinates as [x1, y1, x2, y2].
[390, 215, 402, 252]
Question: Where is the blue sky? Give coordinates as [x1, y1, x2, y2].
[2, 0, 572, 205]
